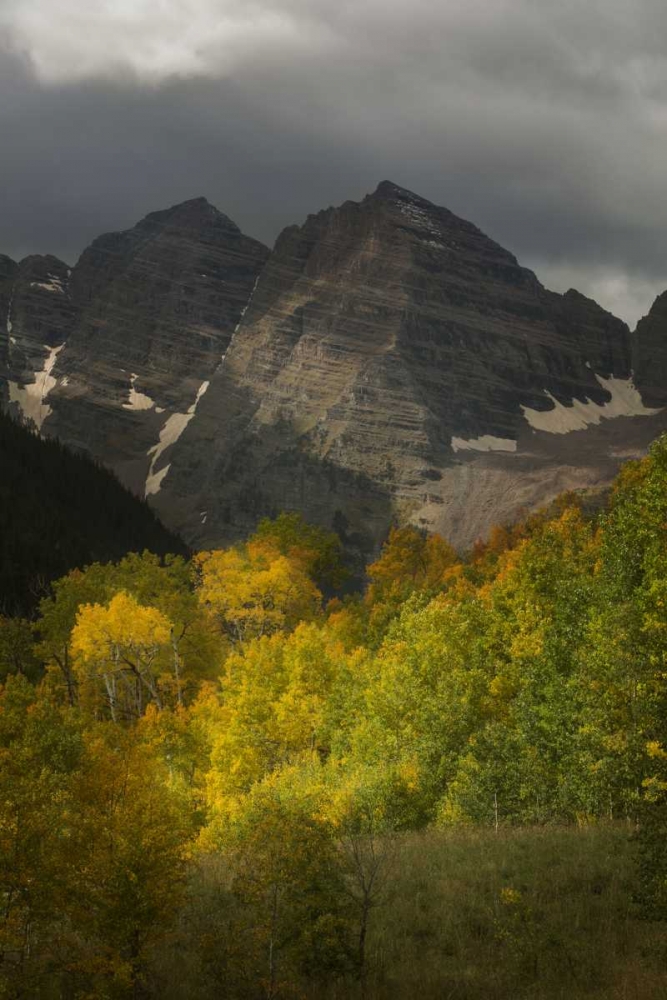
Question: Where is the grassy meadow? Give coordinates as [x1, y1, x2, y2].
[332, 824, 666, 1000]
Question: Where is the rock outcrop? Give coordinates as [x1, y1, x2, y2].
[633, 291, 667, 407]
[0, 255, 18, 390]
[1, 255, 76, 425]
[149, 181, 665, 552]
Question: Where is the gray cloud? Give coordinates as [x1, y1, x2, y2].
[1, 0, 667, 325]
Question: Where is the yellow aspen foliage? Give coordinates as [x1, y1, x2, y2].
[194, 540, 321, 642]
[366, 526, 459, 605]
[202, 624, 344, 827]
[325, 598, 369, 651]
[65, 724, 194, 993]
[252, 511, 347, 589]
[71, 591, 173, 720]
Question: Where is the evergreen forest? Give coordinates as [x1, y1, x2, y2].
[0, 410, 186, 615]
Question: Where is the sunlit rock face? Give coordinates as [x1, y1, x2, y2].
[3, 182, 667, 553]
[153, 181, 667, 552]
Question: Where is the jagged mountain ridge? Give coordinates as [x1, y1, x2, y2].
[1, 198, 269, 493]
[149, 181, 667, 551]
[2, 181, 667, 553]
[633, 290, 667, 407]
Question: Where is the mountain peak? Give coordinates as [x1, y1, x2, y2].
[371, 179, 429, 204]
[3, 183, 660, 564]
[632, 289, 667, 406]
[0, 254, 18, 280]
[645, 289, 667, 317]
[140, 196, 239, 232]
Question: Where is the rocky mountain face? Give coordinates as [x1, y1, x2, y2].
[0, 256, 17, 386]
[2, 181, 667, 554]
[1, 254, 76, 419]
[1, 198, 269, 492]
[150, 181, 667, 552]
[633, 291, 667, 407]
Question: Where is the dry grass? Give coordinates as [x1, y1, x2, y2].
[330, 823, 667, 1000]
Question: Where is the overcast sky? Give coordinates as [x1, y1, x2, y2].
[1, 0, 667, 326]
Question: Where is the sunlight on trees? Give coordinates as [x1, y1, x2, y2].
[4, 447, 667, 996]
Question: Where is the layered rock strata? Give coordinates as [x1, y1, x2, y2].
[153, 181, 666, 551]
[1, 254, 76, 424]
[1, 199, 270, 494]
[633, 291, 667, 407]
[3, 182, 667, 553]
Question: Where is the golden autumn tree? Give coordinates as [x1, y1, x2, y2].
[253, 512, 347, 590]
[0, 676, 82, 997]
[71, 591, 173, 721]
[37, 553, 219, 711]
[364, 526, 460, 642]
[35, 562, 117, 706]
[65, 723, 195, 996]
[194, 540, 321, 644]
[202, 623, 346, 824]
[366, 526, 459, 603]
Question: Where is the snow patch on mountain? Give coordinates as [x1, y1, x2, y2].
[30, 275, 66, 295]
[122, 372, 155, 411]
[451, 434, 517, 454]
[146, 464, 171, 495]
[521, 375, 661, 434]
[232, 275, 260, 338]
[8, 343, 65, 430]
[145, 380, 210, 496]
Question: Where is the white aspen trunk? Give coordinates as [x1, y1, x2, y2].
[171, 631, 183, 706]
[103, 672, 117, 723]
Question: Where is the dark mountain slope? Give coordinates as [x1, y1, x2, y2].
[42, 197, 270, 493]
[0, 410, 186, 614]
[633, 290, 667, 407]
[0, 199, 270, 495]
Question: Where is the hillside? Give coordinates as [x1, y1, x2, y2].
[0, 409, 187, 613]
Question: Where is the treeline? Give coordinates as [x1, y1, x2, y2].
[2, 439, 667, 997]
[0, 409, 186, 615]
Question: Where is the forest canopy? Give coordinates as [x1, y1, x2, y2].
[2, 440, 667, 997]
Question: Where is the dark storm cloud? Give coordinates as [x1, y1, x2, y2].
[1, 0, 667, 324]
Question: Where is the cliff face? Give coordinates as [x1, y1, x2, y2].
[633, 291, 667, 407]
[3, 182, 666, 554]
[152, 181, 664, 552]
[1, 254, 76, 425]
[41, 198, 270, 492]
[0, 256, 18, 389]
[0, 199, 269, 493]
